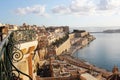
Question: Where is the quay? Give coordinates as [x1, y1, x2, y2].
[59, 54, 112, 78]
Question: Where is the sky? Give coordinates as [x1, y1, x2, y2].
[1, 0, 120, 27]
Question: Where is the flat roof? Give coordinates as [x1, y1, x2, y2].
[81, 73, 98, 80]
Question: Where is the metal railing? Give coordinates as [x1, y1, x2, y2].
[0, 30, 37, 80]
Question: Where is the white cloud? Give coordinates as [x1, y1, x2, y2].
[96, 0, 109, 10]
[95, 0, 120, 15]
[15, 5, 48, 17]
[52, 0, 120, 16]
[69, 0, 95, 15]
[52, 5, 71, 14]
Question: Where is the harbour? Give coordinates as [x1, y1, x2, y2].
[73, 33, 120, 71]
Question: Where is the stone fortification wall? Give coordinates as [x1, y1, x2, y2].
[55, 38, 71, 55]
[81, 38, 88, 46]
[75, 32, 89, 38]
[69, 33, 75, 39]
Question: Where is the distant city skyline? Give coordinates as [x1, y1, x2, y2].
[1, 0, 120, 27]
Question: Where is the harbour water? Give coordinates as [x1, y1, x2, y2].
[73, 33, 120, 71]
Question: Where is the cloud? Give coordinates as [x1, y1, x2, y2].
[96, 0, 109, 10]
[95, 0, 120, 15]
[52, 5, 71, 14]
[15, 5, 49, 17]
[52, 0, 120, 16]
[69, 0, 95, 15]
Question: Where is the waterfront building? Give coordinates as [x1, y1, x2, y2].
[73, 30, 89, 38]
[46, 26, 69, 34]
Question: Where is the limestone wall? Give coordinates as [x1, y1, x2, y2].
[75, 32, 89, 38]
[80, 32, 89, 37]
[69, 33, 75, 39]
[50, 32, 93, 56]
[13, 40, 38, 80]
[81, 38, 88, 46]
[14, 57, 29, 80]
[55, 38, 71, 55]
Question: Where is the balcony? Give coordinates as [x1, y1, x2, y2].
[0, 30, 38, 80]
